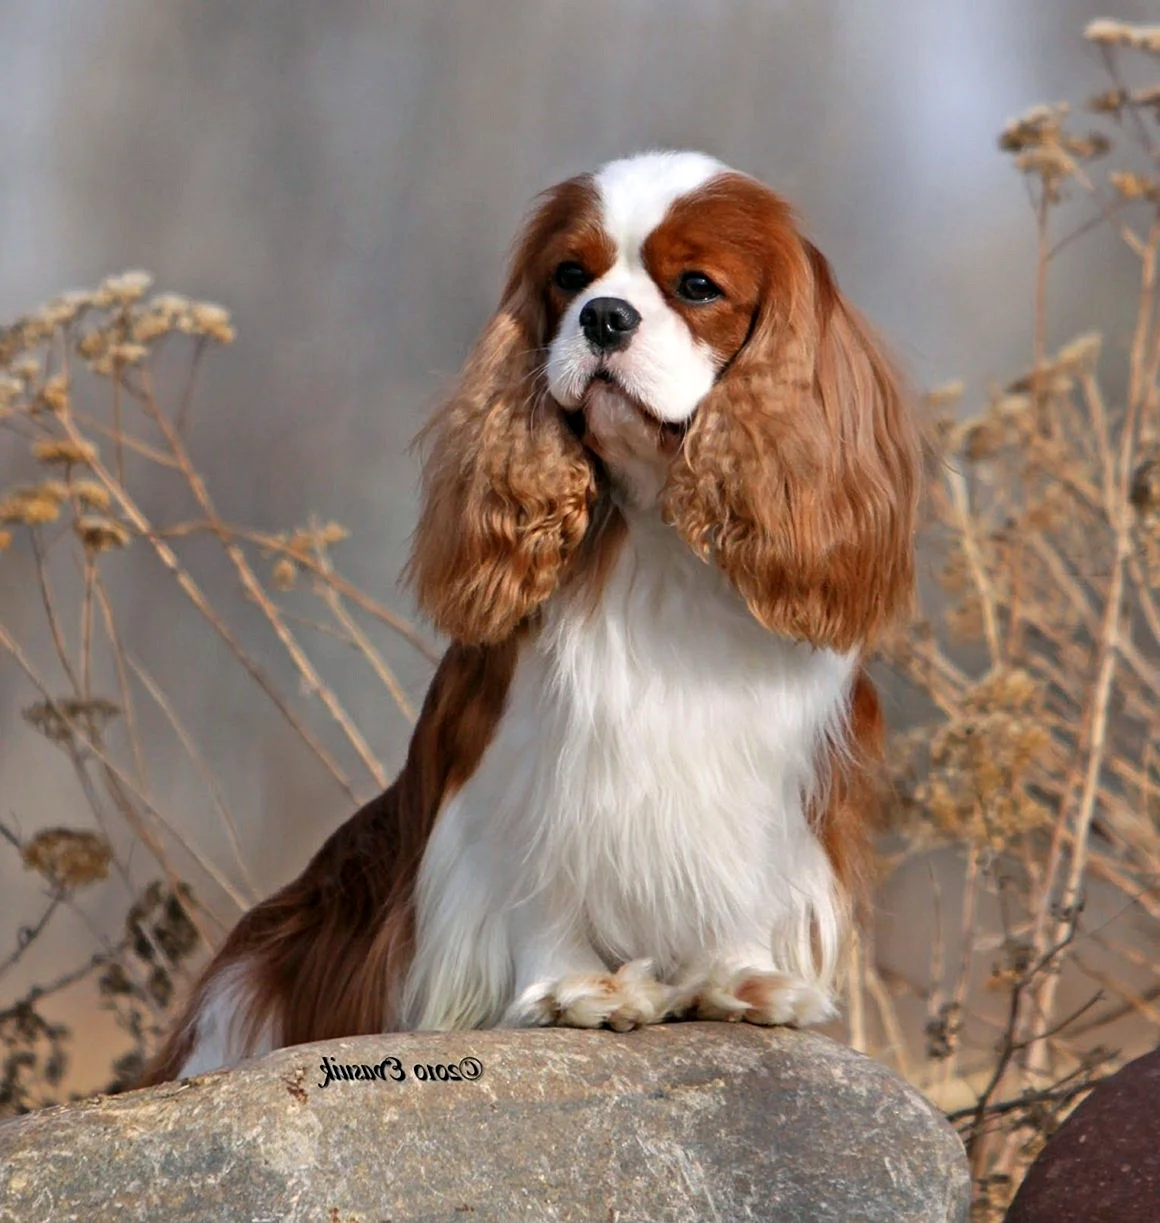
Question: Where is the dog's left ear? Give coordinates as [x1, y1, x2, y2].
[406, 186, 600, 645]
[662, 240, 920, 651]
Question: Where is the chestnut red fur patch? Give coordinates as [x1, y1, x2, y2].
[139, 638, 519, 1086]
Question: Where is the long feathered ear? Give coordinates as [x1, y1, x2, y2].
[662, 240, 920, 652]
[405, 186, 600, 645]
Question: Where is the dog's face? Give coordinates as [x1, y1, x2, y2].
[526, 152, 810, 505]
[410, 151, 921, 652]
[543, 154, 725, 502]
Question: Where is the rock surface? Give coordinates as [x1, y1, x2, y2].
[1005, 1046, 1160, 1223]
[0, 1023, 969, 1222]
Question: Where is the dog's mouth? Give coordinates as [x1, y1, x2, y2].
[569, 369, 687, 454]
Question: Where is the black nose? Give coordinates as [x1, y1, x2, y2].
[579, 297, 641, 352]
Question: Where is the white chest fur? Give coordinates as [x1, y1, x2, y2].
[402, 509, 857, 1030]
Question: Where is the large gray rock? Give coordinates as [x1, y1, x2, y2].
[0, 1023, 969, 1222]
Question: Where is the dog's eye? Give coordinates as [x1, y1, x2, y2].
[553, 261, 593, 293]
[676, 271, 723, 303]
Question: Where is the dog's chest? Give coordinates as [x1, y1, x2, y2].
[497, 513, 856, 957]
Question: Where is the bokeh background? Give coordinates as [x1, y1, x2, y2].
[1, 0, 1155, 1093]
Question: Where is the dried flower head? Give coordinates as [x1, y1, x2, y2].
[999, 104, 1068, 153]
[1015, 145, 1076, 183]
[1054, 332, 1102, 373]
[923, 381, 966, 409]
[1085, 19, 1137, 47]
[91, 342, 149, 376]
[1110, 171, 1160, 202]
[0, 375, 23, 409]
[280, 520, 351, 561]
[73, 480, 111, 512]
[921, 670, 1054, 848]
[1085, 19, 1160, 54]
[1130, 454, 1160, 516]
[38, 373, 70, 413]
[184, 302, 236, 344]
[11, 356, 42, 384]
[272, 558, 297, 590]
[31, 437, 96, 468]
[96, 270, 154, 307]
[21, 828, 113, 890]
[22, 696, 120, 745]
[76, 515, 131, 552]
[126, 880, 200, 964]
[76, 329, 108, 362]
[1089, 88, 1129, 115]
[0, 481, 69, 526]
[0, 528, 12, 552]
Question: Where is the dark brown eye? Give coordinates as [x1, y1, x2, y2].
[676, 271, 723, 303]
[553, 261, 592, 293]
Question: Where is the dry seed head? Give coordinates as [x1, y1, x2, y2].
[1089, 88, 1128, 114]
[1130, 455, 1160, 515]
[152, 293, 192, 315]
[131, 312, 173, 344]
[37, 289, 96, 328]
[1007, 367, 1074, 397]
[318, 521, 349, 545]
[76, 330, 107, 361]
[0, 481, 69, 525]
[999, 103, 1068, 153]
[39, 373, 69, 413]
[1085, 19, 1160, 53]
[1086, 19, 1138, 46]
[1061, 131, 1110, 160]
[1054, 331, 1102, 372]
[11, 356, 41, 383]
[90, 342, 149, 377]
[60, 288, 96, 310]
[272, 558, 297, 590]
[1015, 145, 1076, 182]
[31, 437, 96, 468]
[1110, 171, 1160, 202]
[924, 380, 965, 409]
[74, 480, 111, 511]
[21, 827, 113, 890]
[956, 417, 1008, 462]
[133, 293, 194, 342]
[186, 302, 236, 344]
[283, 520, 351, 559]
[0, 375, 22, 409]
[98, 270, 154, 305]
[0, 528, 11, 552]
[76, 514, 131, 552]
[23, 695, 120, 745]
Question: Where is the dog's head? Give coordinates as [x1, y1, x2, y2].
[408, 151, 920, 651]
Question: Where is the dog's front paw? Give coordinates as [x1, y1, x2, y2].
[687, 968, 835, 1027]
[506, 959, 677, 1032]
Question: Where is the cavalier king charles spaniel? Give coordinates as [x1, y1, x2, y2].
[143, 150, 920, 1084]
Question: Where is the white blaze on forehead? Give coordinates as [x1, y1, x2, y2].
[594, 150, 728, 259]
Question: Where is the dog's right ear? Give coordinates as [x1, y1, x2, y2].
[405, 183, 601, 645]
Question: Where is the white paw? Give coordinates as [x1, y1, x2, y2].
[687, 968, 836, 1027]
[506, 959, 678, 1032]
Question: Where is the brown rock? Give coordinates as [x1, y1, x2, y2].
[0, 1023, 969, 1222]
[1005, 1046, 1160, 1223]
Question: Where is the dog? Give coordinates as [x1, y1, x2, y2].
[142, 150, 920, 1084]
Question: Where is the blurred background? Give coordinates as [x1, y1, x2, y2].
[1, 0, 1156, 1100]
